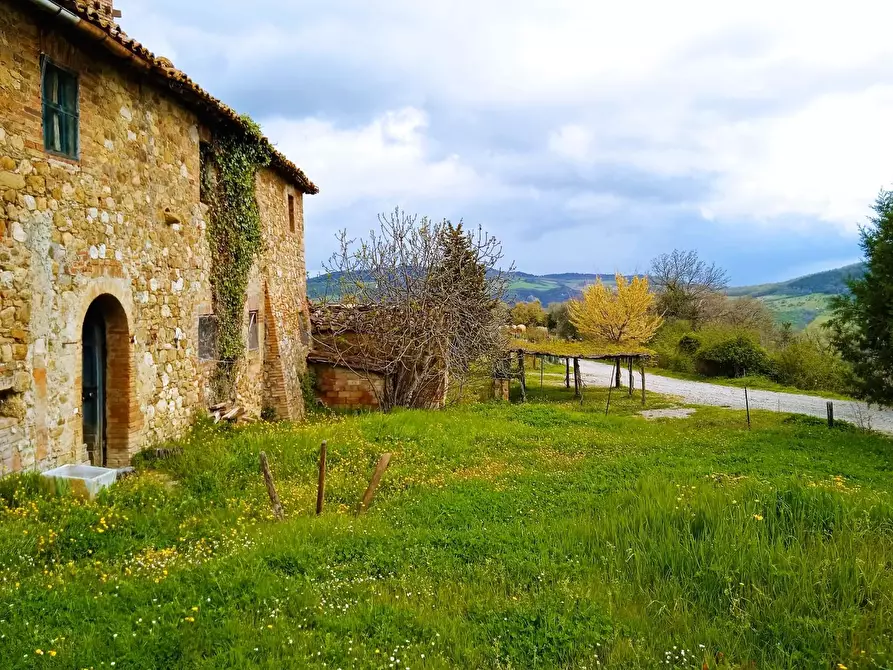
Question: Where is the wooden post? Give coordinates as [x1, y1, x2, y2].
[259, 451, 284, 520]
[316, 440, 327, 516]
[540, 356, 544, 396]
[827, 401, 834, 428]
[614, 358, 622, 389]
[573, 357, 581, 398]
[518, 351, 527, 402]
[565, 357, 570, 389]
[628, 358, 634, 396]
[640, 363, 646, 406]
[744, 387, 751, 429]
[358, 453, 392, 514]
[605, 367, 614, 416]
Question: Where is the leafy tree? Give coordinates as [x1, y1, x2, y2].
[546, 302, 578, 340]
[828, 189, 893, 406]
[510, 300, 547, 328]
[568, 274, 663, 346]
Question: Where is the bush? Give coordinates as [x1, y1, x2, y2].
[677, 334, 701, 356]
[773, 336, 853, 394]
[695, 335, 773, 377]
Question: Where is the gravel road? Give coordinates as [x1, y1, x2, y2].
[578, 360, 893, 435]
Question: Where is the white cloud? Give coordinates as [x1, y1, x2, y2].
[703, 86, 893, 229]
[262, 107, 508, 211]
[548, 125, 595, 163]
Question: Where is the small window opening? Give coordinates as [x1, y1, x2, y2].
[198, 315, 218, 361]
[288, 194, 296, 233]
[42, 58, 79, 159]
[247, 311, 259, 351]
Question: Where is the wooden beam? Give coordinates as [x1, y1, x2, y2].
[573, 357, 581, 398]
[565, 357, 570, 389]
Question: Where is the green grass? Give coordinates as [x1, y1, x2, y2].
[1, 380, 892, 668]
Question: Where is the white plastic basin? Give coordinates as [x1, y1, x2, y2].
[41, 464, 118, 499]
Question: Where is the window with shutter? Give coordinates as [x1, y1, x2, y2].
[42, 59, 80, 159]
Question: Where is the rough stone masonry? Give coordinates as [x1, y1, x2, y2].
[0, 0, 316, 474]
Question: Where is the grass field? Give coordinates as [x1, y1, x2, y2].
[1, 382, 892, 668]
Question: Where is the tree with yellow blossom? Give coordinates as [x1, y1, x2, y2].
[568, 274, 663, 346]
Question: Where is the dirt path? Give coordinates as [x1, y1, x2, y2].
[578, 360, 893, 435]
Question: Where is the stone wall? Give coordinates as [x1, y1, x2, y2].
[0, 3, 309, 474]
[310, 363, 382, 410]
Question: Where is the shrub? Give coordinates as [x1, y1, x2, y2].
[695, 335, 773, 377]
[677, 334, 701, 356]
[773, 336, 853, 394]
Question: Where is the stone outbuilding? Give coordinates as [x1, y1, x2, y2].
[0, 0, 318, 473]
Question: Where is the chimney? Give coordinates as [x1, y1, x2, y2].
[92, 0, 122, 22]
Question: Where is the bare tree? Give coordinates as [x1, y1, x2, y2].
[313, 209, 512, 411]
[649, 249, 730, 327]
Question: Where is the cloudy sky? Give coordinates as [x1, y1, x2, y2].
[117, 0, 893, 284]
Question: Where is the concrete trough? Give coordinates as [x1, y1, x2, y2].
[41, 464, 118, 499]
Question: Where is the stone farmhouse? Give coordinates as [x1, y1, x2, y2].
[0, 0, 318, 474]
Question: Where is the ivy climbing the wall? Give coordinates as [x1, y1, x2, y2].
[201, 116, 271, 391]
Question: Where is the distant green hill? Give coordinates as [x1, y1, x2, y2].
[726, 263, 864, 329]
[306, 271, 616, 304]
[307, 263, 865, 330]
[726, 263, 865, 298]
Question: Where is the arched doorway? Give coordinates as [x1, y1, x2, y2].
[81, 295, 131, 467]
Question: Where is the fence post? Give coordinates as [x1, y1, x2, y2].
[640, 364, 646, 406]
[358, 453, 392, 514]
[518, 351, 527, 402]
[316, 440, 327, 515]
[744, 387, 751, 430]
[259, 451, 284, 520]
[827, 401, 834, 428]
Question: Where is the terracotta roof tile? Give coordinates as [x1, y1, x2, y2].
[52, 0, 318, 194]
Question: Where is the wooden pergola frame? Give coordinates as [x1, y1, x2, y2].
[507, 345, 652, 406]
